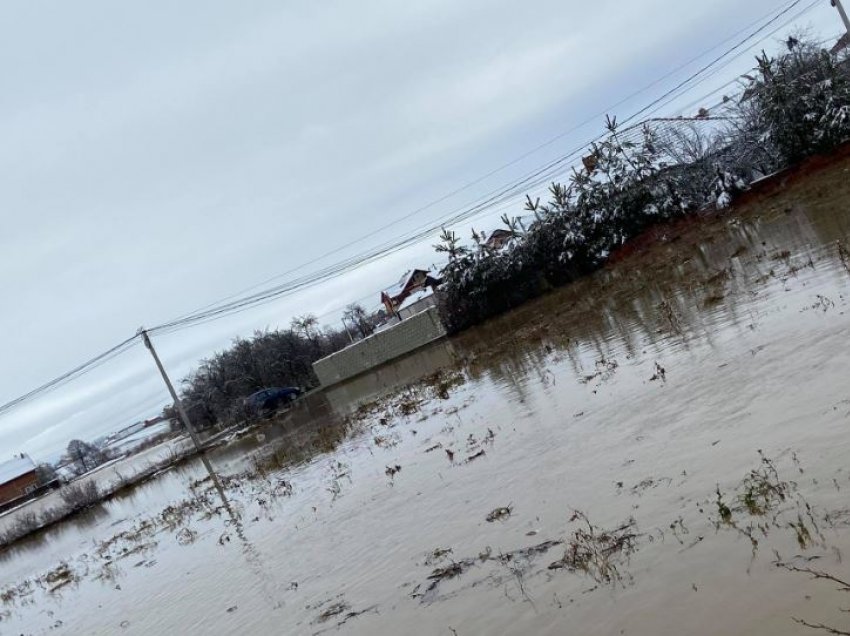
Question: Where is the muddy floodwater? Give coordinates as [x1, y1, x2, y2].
[3, 160, 850, 635]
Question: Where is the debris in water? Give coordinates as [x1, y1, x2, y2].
[314, 599, 351, 624]
[334, 605, 379, 629]
[466, 450, 486, 463]
[707, 452, 826, 556]
[486, 505, 513, 523]
[40, 562, 79, 594]
[429, 562, 465, 580]
[424, 547, 453, 566]
[547, 511, 638, 586]
[580, 358, 619, 385]
[629, 477, 672, 496]
[398, 396, 423, 416]
[669, 517, 690, 545]
[775, 558, 850, 635]
[374, 434, 400, 449]
[649, 362, 666, 382]
[175, 528, 198, 546]
[272, 479, 293, 497]
[499, 539, 563, 563]
[804, 295, 835, 313]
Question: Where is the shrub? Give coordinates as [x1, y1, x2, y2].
[59, 481, 100, 510]
[744, 40, 850, 166]
[435, 37, 850, 333]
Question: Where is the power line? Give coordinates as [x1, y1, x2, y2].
[161, 0, 803, 327]
[618, 0, 810, 129]
[0, 335, 141, 418]
[147, 1, 820, 336]
[0, 1, 824, 420]
[641, 0, 823, 120]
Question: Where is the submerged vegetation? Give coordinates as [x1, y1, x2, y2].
[6, 33, 850, 636]
[436, 38, 850, 332]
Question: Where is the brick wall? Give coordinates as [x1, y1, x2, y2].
[313, 306, 447, 386]
[0, 471, 39, 506]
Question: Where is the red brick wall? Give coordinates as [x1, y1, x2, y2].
[0, 471, 39, 506]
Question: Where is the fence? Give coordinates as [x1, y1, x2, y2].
[312, 307, 447, 387]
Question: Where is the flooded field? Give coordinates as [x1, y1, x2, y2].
[3, 156, 850, 635]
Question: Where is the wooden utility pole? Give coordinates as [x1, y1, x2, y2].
[340, 317, 355, 343]
[139, 328, 233, 513]
[833, 0, 850, 34]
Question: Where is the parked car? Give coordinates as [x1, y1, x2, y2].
[244, 387, 302, 415]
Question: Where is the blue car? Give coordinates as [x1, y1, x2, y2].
[244, 387, 302, 414]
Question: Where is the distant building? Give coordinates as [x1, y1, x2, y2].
[484, 228, 515, 251]
[381, 269, 441, 316]
[0, 454, 38, 508]
[483, 215, 537, 251]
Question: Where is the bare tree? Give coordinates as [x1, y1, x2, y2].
[65, 439, 106, 475]
[290, 314, 319, 340]
[60, 481, 100, 510]
[34, 463, 58, 485]
[343, 303, 375, 338]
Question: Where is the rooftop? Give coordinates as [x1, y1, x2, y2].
[398, 288, 434, 310]
[0, 455, 36, 485]
[381, 268, 438, 299]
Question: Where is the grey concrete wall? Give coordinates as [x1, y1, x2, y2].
[313, 306, 447, 387]
[398, 293, 438, 320]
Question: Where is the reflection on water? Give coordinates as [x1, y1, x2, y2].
[322, 339, 460, 416]
[2, 160, 850, 635]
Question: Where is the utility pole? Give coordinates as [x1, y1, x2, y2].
[833, 0, 850, 34]
[340, 317, 354, 343]
[139, 328, 233, 513]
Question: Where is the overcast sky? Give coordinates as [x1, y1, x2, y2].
[0, 0, 841, 460]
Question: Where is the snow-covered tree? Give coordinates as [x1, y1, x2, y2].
[735, 39, 850, 167]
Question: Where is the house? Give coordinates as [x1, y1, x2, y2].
[380, 269, 441, 316]
[483, 215, 537, 251]
[0, 454, 39, 508]
[484, 228, 515, 250]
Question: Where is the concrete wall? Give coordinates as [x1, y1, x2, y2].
[398, 293, 438, 320]
[313, 306, 447, 387]
[323, 340, 457, 416]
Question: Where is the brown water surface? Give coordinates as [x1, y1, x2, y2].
[2, 159, 850, 635]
